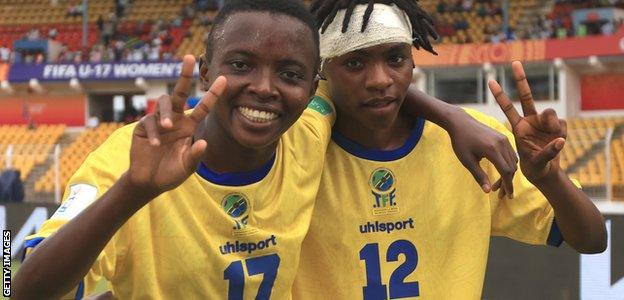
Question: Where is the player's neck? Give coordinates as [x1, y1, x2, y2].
[334, 111, 414, 151]
[195, 115, 278, 174]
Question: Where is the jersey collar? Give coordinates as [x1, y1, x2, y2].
[331, 117, 425, 162]
[196, 154, 276, 186]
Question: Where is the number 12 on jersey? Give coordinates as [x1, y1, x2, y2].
[359, 240, 420, 299]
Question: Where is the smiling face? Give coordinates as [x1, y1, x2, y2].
[324, 42, 413, 131]
[201, 11, 318, 149]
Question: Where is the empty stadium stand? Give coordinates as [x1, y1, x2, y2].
[561, 117, 623, 169]
[175, 10, 216, 59]
[0, 0, 113, 26]
[35, 122, 122, 194]
[125, 0, 192, 22]
[563, 117, 624, 199]
[0, 124, 65, 182]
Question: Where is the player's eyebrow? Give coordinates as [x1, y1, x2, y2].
[384, 43, 410, 54]
[277, 59, 309, 72]
[224, 49, 257, 58]
[351, 49, 368, 56]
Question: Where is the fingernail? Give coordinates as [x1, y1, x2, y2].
[555, 139, 565, 150]
[163, 118, 172, 127]
[151, 139, 160, 146]
[481, 184, 491, 193]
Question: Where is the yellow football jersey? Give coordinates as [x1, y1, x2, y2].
[24, 104, 335, 299]
[293, 107, 562, 300]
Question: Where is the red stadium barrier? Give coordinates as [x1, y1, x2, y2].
[0, 95, 86, 126]
[581, 74, 624, 110]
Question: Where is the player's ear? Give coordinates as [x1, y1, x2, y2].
[198, 54, 210, 91]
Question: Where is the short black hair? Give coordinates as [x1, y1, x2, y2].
[204, 0, 320, 62]
[311, 0, 438, 55]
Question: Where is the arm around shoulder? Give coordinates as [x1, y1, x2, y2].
[404, 85, 518, 195]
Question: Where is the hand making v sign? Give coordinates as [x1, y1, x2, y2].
[488, 60, 606, 254]
[129, 55, 227, 201]
[488, 61, 566, 189]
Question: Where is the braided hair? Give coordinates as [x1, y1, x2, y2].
[310, 0, 438, 55]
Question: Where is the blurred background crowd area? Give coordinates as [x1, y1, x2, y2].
[0, 0, 221, 64]
[1, 0, 624, 64]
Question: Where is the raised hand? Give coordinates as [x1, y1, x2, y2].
[488, 61, 567, 186]
[128, 55, 227, 198]
[403, 86, 518, 196]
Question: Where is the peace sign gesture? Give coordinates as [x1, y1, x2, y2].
[128, 55, 227, 200]
[488, 61, 567, 185]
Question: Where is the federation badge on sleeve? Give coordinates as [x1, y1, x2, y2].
[51, 183, 98, 220]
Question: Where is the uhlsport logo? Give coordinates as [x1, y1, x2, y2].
[222, 193, 249, 230]
[369, 168, 399, 215]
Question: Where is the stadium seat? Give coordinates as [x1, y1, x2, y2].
[35, 123, 123, 194]
[562, 117, 624, 199]
[0, 125, 65, 182]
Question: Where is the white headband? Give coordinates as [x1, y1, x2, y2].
[319, 3, 413, 63]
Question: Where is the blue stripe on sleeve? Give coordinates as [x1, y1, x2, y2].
[22, 237, 87, 300]
[75, 280, 85, 300]
[21, 237, 45, 261]
[547, 219, 564, 247]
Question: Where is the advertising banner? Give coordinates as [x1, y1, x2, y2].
[412, 40, 547, 67]
[8, 61, 200, 82]
[413, 28, 624, 67]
